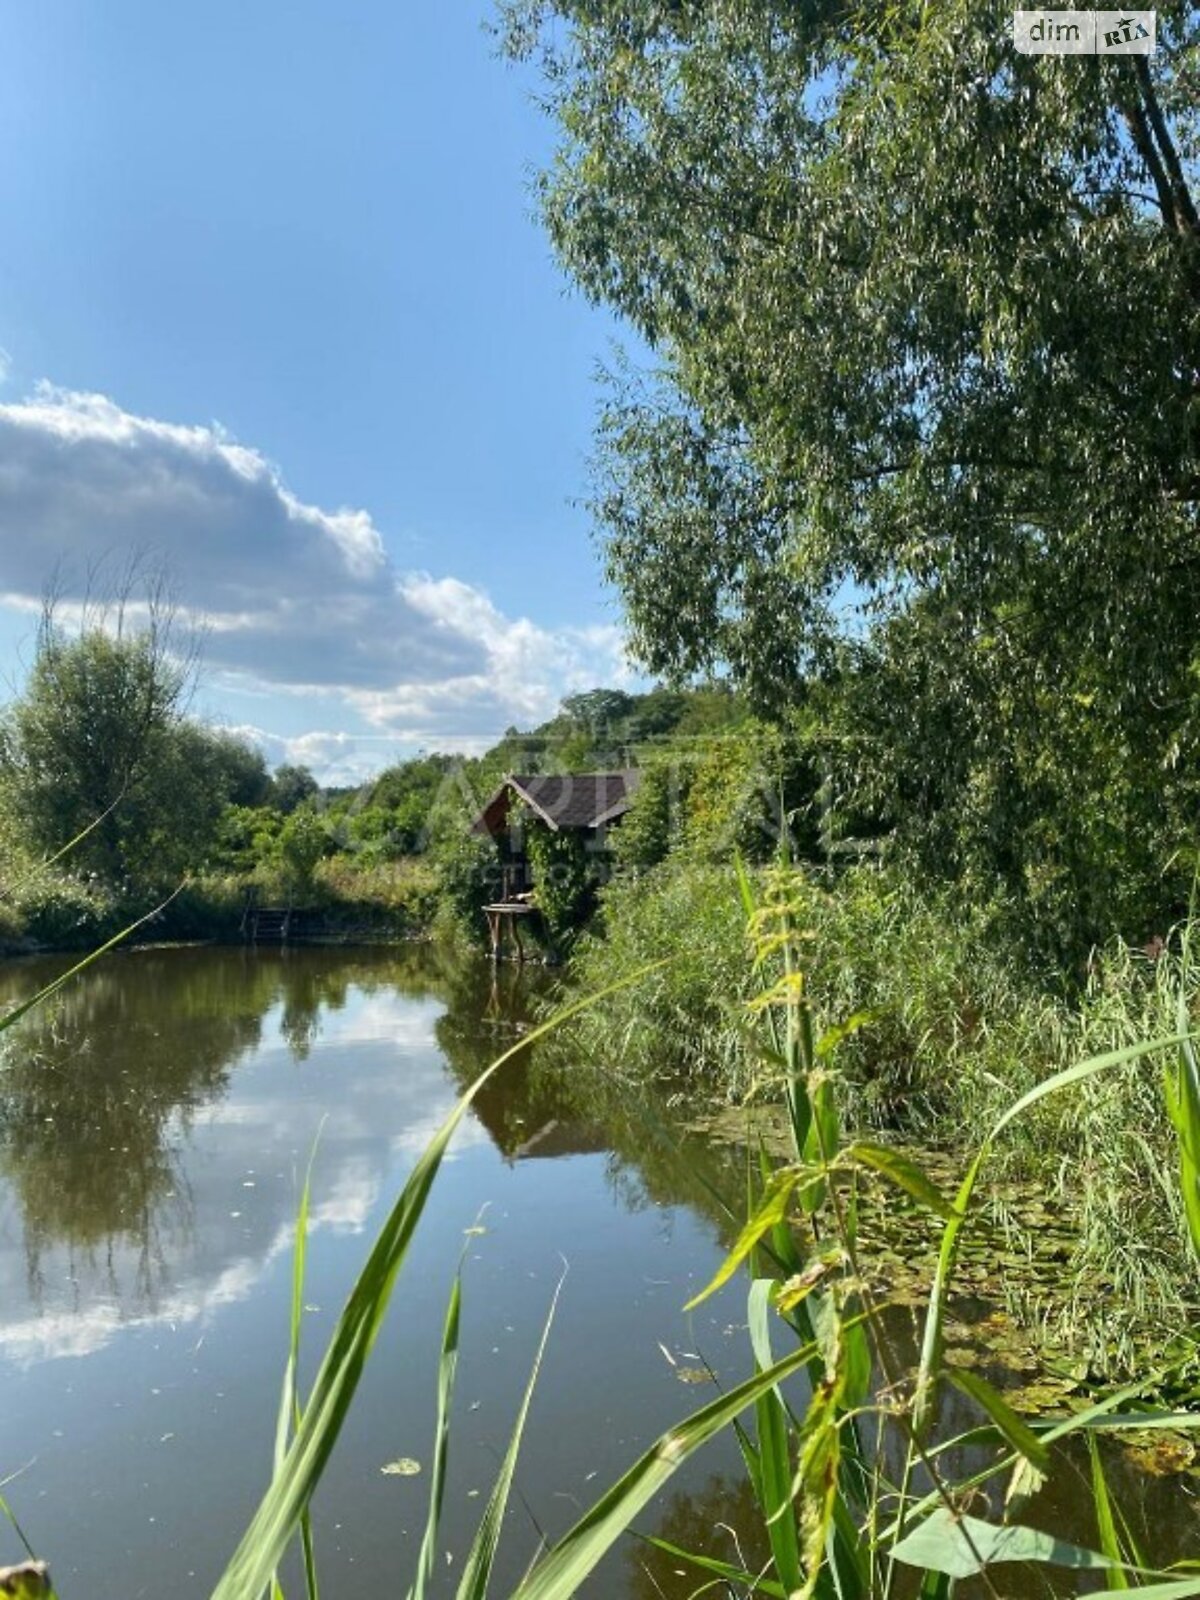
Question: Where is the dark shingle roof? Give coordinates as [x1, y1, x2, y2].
[473, 770, 641, 836]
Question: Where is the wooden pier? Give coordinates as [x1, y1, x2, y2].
[483, 900, 536, 963]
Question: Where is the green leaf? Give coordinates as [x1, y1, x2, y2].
[273, 1135, 320, 1600]
[410, 1276, 461, 1600]
[844, 1142, 958, 1220]
[948, 1369, 1049, 1472]
[684, 1166, 819, 1310]
[454, 1275, 563, 1600]
[1087, 1435, 1146, 1587]
[892, 1509, 1121, 1580]
[747, 1279, 804, 1597]
[815, 1010, 875, 1058]
[991, 1036, 1194, 1142]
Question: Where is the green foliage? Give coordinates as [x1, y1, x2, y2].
[556, 860, 750, 1089]
[524, 815, 596, 940]
[0, 607, 266, 891]
[612, 719, 822, 874]
[503, 0, 1200, 957]
[209, 735, 271, 808]
[277, 807, 329, 897]
[212, 804, 285, 875]
[268, 765, 319, 815]
[5, 873, 120, 951]
[327, 754, 457, 860]
[432, 826, 502, 941]
[609, 758, 675, 872]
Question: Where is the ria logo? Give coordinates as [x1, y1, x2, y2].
[1099, 11, 1154, 45]
[1013, 10, 1156, 52]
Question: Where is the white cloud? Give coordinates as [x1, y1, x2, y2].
[0, 386, 632, 770]
[352, 578, 632, 741]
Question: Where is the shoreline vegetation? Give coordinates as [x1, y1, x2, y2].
[3, 657, 1200, 1385]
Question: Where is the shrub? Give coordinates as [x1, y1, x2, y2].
[277, 806, 329, 897]
[432, 828, 503, 941]
[11, 873, 120, 949]
[553, 860, 750, 1091]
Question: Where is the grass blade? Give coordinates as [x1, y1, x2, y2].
[948, 1369, 1048, 1473]
[454, 1271, 565, 1600]
[844, 1143, 957, 1221]
[1087, 1435, 1146, 1585]
[747, 1279, 804, 1596]
[990, 1036, 1194, 1141]
[0, 885, 184, 1036]
[0, 790, 128, 901]
[638, 1536, 787, 1599]
[410, 1275, 462, 1600]
[271, 1138, 320, 1600]
[684, 1169, 821, 1311]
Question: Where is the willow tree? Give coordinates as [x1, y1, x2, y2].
[2, 589, 254, 889]
[502, 0, 1200, 959]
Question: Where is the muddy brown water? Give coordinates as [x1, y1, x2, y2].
[0, 944, 1194, 1598]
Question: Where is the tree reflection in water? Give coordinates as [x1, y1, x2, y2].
[0, 948, 428, 1315]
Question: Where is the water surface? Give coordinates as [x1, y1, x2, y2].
[0, 945, 759, 1599]
[0, 943, 1195, 1598]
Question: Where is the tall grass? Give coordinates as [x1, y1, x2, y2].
[551, 860, 751, 1091]
[560, 859, 1200, 1366]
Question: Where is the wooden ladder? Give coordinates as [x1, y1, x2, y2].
[250, 907, 291, 944]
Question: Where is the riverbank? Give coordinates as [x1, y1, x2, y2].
[545, 857, 1199, 1379]
[0, 857, 440, 955]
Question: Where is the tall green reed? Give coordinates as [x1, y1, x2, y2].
[675, 866, 1200, 1597]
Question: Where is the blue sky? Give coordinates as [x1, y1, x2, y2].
[0, 2, 636, 781]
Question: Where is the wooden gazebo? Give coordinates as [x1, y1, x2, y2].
[472, 770, 641, 959]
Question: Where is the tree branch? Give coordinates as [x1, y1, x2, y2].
[1132, 57, 1199, 237]
[1119, 84, 1179, 234]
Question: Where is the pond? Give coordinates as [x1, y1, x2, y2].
[0, 944, 764, 1599]
[0, 944, 1194, 1598]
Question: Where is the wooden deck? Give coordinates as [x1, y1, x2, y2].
[483, 900, 536, 962]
